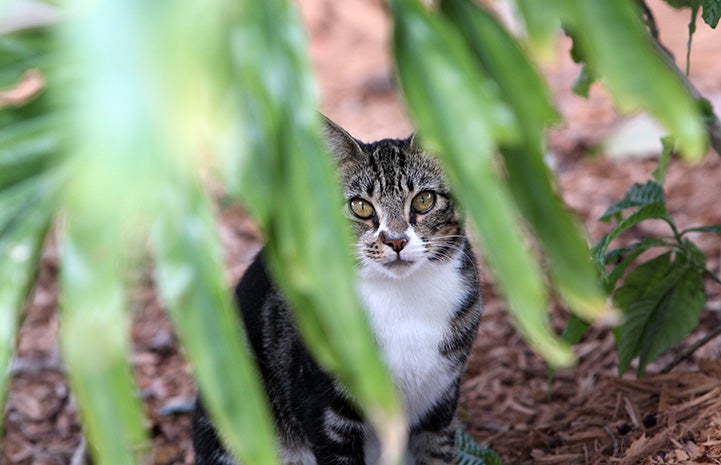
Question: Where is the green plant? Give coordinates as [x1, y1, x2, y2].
[0, 1, 716, 465]
[571, 0, 721, 377]
[591, 178, 720, 376]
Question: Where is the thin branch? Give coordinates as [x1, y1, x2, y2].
[661, 324, 721, 373]
[640, 0, 661, 43]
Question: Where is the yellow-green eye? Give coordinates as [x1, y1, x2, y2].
[350, 198, 375, 219]
[411, 191, 436, 214]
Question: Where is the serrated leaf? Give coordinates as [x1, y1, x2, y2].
[613, 252, 680, 375]
[456, 428, 503, 465]
[701, 0, 721, 27]
[592, 203, 671, 261]
[602, 238, 672, 290]
[600, 181, 666, 222]
[614, 252, 693, 375]
[638, 264, 704, 373]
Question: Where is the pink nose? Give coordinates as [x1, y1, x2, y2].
[379, 232, 408, 253]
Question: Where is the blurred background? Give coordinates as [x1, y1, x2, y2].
[2, 0, 721, 464]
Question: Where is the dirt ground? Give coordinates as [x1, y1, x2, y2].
[3, 1, 721, 464]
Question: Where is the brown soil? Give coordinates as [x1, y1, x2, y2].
[3, 1, 721, 464]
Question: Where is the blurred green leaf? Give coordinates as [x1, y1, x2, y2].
[653, 137, 675, 184]
[0, 116, 59, 191]
[515, 0, 564, 58]
[221, 0, 405, 460]
[152, 176, 278, 465]
[565, 0, 706, 159]
[572, 65, 595, 98]
[392, 0, 573, 366]
[0, 180, 52, 436]
[0, 28, 54, 88]
[60, 225, 149, 465]
[440, 0, 559, 135]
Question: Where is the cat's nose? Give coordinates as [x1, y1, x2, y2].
[379, 231, 408, 253]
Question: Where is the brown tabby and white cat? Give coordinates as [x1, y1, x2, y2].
[192, 117, 482, 465]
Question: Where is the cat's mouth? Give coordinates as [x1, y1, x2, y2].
[385, 257, 414, 268]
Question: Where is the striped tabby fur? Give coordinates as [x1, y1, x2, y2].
[192, 117, 482, 465]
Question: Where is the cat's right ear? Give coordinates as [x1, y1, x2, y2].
[320, 114, 364, 164]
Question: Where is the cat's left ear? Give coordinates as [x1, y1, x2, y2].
[320, 114, 364, 164]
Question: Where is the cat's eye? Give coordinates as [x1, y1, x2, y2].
[411, 191, 436, 214]
[349, 198, 375, 219]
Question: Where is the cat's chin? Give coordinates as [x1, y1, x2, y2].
[362, 258, 425, 280]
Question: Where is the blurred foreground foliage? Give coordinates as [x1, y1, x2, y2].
[0, 0, 717, 464]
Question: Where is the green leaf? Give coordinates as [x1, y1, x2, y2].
[501, 145, 609, 321]
[515, 0, 564, 58]
[0, 181, 53, 437]
[456, 428, 503, 465]
[561, 314, 591, 346]
[701, 0, 721, 27]
[638, 261, 705, 373]
[565, 0, 707, 160]
[601, 238, 673, 290]
[222, 0, 405, 460]
[592, 202, 671, 261]
[0, 115, 59, 191]
[599, 181, 666, 222]
[440, 0, 559, 135]
[0, 28, 54, 88]
[681, 224, 721, 235]
[614, 252, 675, 374]
[572, 64, 596, 98]
[392, 0, 573, 366]
[60, 225, 150, 465]
[152, 177, 278, 465]
[613, 252, 704, 376]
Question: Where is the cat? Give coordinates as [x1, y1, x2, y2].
[192, 116, 482, 465]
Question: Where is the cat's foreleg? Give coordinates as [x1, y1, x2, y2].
[408, 385, 459, 465]
[410, 424, 457, 465]
[306, 404, 367, 465]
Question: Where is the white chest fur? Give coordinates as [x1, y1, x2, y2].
[358, 258, 465, 426]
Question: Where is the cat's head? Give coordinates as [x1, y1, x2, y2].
[323, 116, 465, 280]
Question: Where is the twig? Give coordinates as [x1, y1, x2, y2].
[603, 425, 619, 457]
[640, 0, 661, 43]
[661, 325, 721, 373]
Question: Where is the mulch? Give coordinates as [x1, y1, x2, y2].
[3, 1, 721, 464]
